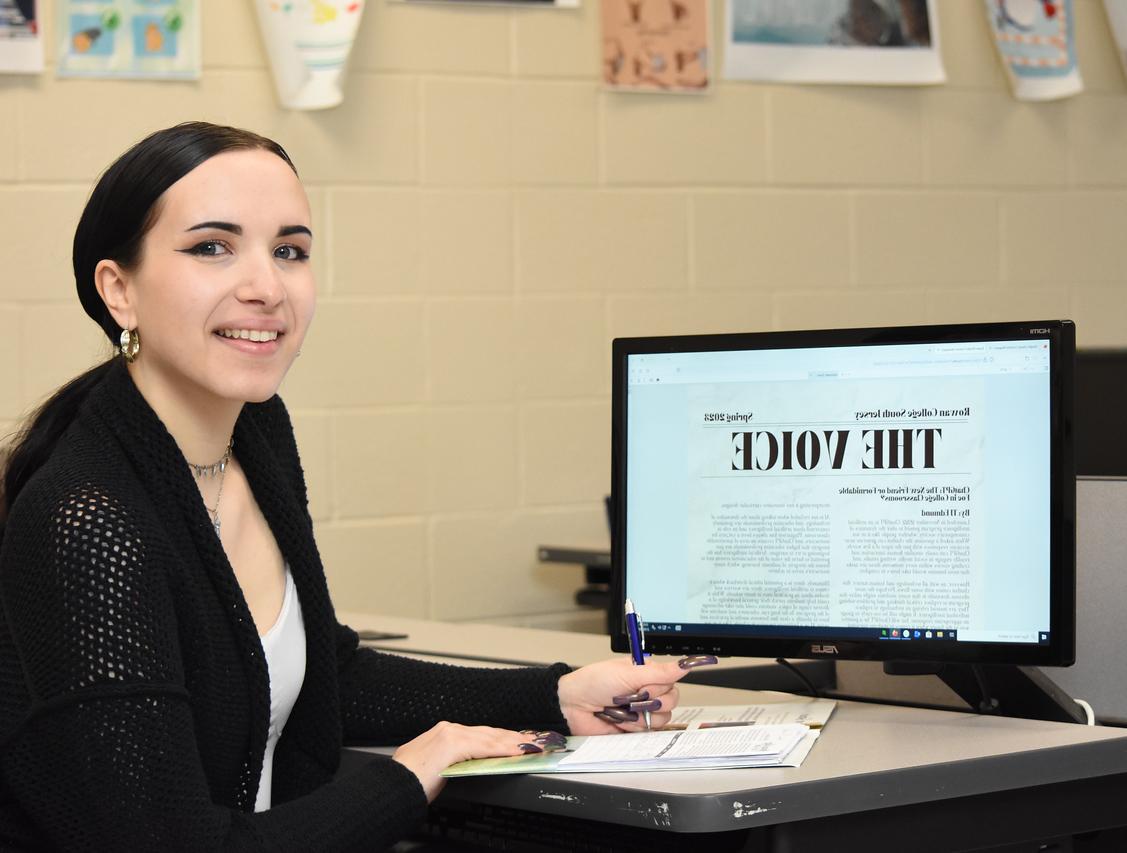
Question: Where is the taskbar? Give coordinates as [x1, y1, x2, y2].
[643, 623, 1052, 645]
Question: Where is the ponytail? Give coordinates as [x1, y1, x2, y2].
[0, 359, 117, 525]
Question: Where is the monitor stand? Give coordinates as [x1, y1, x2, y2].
[881, 661, 1088, 724]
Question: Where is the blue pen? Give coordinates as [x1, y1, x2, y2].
[624, 598, 651, 730]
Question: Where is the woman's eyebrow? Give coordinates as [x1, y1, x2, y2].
[183, 222, 311, 238]
[186, 220, 242, 235]
[277, 225, 312, 238]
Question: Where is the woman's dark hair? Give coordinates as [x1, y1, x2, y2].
[0, 122, 296, 524]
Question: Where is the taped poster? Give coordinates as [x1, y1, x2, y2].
[984, 0, 1082, 100]
[0, 0, 44, 73]
[602, 0, 709, 92]
[57, 0, 200, 79]
[724, 0, 944, 85]
[255, 0, 365, 110]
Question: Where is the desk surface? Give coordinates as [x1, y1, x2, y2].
[344, 613, 1127, 836]
[338, 611, 615, 666]
[338, 611, 789, 676]
[434, 689, 1127, 833]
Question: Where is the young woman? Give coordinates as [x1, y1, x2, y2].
[0, 123, 713, 850]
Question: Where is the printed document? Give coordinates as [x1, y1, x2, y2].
[555, 723, 808, 772]
[441, 699, 834, 777]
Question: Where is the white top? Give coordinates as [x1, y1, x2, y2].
[254, 567, 307, 812]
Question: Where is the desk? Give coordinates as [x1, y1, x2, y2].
[342, 615, 1127, 851]
[337, 611, 836, 694]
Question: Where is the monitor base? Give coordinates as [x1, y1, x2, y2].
[882, 661, 1088, 724]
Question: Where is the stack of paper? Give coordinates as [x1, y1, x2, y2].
[442, 698, 835, 778]
[555, 723, 809, 773]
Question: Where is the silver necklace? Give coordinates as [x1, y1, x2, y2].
[187, 438, 233, 479]
[203, 468, 228, 537]
[188, 438, 233, 537]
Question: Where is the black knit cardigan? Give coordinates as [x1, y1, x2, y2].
[0, 361, 571, 851]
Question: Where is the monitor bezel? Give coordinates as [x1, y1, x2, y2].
[610, 320, 1076, 667]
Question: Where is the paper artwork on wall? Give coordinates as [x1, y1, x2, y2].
[1102, 0, 1127, 80]
[56, 1, 200, 79]
[395, 0, 578, 8]
[0, 0, 44, 73]
[984, 0, 1082, 100]
[601, 0, 709, 92]
[724, 0, 944, 85]
[255, 0, 365, 110]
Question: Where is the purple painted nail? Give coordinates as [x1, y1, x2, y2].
[594, 711, 622, 724]
[521, 729, 565, 741]
[629, 699, 662, 712]
[518, 742, 543, 753]
[612, 690, 650, 705]
[678, 654, 719, 669]
[598, 706, 639, 722]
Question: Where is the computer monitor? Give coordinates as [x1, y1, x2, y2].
[611, 320, 1076, 670]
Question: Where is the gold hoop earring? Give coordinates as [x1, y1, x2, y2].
[120, 328, 140, 363]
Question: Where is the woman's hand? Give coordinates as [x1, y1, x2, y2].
[391, 722, 561, 803]
[556, 655, 717, 736]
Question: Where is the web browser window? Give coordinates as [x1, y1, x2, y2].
[625, 339, 1053, 647]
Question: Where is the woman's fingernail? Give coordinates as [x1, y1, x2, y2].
[518, 742, 543, 753]
[629, 699, 662, 712]
[598, 707, 639, 722]
[612, 690, 650, 705]
[534, 734, 567, 747]
[678, 654, 719, 669]
[594, 711, 622, 724]
[521, 729, 564, 740]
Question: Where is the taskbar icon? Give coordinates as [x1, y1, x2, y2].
[884, 628, 957, 641]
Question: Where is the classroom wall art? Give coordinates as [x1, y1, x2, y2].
[255, 0, 365, 110]
[601, 0, 709, 93]
[0, 0, 44, 73]
[984, 0, 1082, 100]
[395, 0, 578, 8]
[724, 0, 944, 85]
[56, 0, 200, 79]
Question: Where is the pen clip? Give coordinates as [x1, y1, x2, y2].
[636, 612, 646, 654]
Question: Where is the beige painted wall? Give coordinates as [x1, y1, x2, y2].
[1, 0, 1124, 622]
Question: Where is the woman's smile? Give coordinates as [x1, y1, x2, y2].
[213, 320, 288, 355]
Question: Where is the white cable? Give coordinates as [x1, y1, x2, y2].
[1074, 698, 1096, 726]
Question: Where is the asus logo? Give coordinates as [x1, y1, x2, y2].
[810, 644, 839, 655]
[1029, 328, 1049, 334]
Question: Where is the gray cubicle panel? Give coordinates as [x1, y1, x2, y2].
[1076, 350, 1127, 477]
[1042, 476, 1127, 723]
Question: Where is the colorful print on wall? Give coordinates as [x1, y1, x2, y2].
[984, 0, 1082, 100]
[254, 0, 366, 110]
[0, 0, 44, 73]
[57, 1, 200, 79]
[724, 0, 944, 85]
[395, 0, 577, 8]
[601, 0, 709, 93]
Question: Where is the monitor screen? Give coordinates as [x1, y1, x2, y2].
[611, 321, 1075, 667]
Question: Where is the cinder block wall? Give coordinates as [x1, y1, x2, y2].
[1, 0, 1123, 621]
